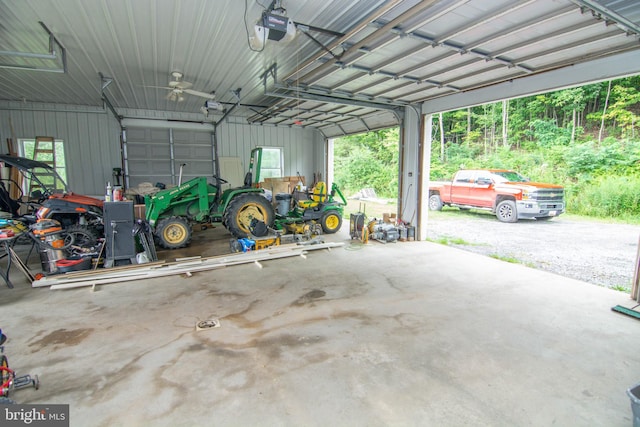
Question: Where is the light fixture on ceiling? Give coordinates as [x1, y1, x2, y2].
[248, 0, 297, 51]
[200, 99, 225, 117]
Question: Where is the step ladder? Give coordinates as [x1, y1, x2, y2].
[29, 136, 61, 197]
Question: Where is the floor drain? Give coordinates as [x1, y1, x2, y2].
[196, 319, 221, 331]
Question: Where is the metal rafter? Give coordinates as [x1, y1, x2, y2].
[335, 0, 470, 70]
[490, 20, 604, 57]
[571, 0, 640, 35]
[304, 3, 623, 104]
[463, 5, 578, 51]
[304, 3, 573, 99]
[284, 0, 405, 82]
[294, 0, 441, 83]
[512, 30, 629, 66]
[434, 0, 536, 44]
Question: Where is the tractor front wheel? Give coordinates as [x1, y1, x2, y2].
[224, 194, 275, 238]
[155, 216, 192, 249]
[320, 211, 342, 234]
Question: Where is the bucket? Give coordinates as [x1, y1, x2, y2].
[275, 193, 292, 216]
[628, 383, 640, 427]
[407, 225, 415, 241]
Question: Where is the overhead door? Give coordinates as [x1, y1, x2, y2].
[125, 127, 214, 189]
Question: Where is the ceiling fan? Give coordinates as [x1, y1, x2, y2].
[148, 71, 224, 110]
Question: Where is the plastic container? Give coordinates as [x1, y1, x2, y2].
[628, 383, 640, 427]
[275, 193, 292, 216]
[105, 181, 112, 202]
[56, 257, 92, 273]
[113, 186, 123, 201]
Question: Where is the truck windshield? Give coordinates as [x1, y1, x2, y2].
[491, 171, 528, 183]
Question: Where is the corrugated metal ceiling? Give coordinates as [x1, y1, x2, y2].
[0, 0, 639, 138]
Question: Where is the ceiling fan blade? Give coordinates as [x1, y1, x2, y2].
[143, 85, 173, 90]
[184, 88, 216, 99]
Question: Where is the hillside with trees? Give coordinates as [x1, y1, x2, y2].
[334, 75, 640, 221]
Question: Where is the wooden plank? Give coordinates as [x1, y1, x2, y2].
[41, 242, 344, 290]
[49, 250, 306, 290]
[8, 247, 35, 282]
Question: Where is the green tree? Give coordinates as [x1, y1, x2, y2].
[334, 128, 399, 198]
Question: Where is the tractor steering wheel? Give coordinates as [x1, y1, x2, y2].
[213, 176, 228, 184]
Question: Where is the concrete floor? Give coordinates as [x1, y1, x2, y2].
[1, 224, 640, 426]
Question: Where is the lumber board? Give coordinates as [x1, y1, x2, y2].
[42, 242, 343, 290]
[48, 250, 306, 290]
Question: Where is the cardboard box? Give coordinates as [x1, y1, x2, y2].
[383, 213, 397, 224]
[134, 204, 146, 220]
[263, 178, 292, 198]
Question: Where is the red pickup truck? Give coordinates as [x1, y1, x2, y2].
[428, 169, 565, 223]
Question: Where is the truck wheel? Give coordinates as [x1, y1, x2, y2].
[320, 211, 342, 234]
[428, 194, 443, 211]
[496, 200, 518, 223]
[155, 216, 192, 249]
[224, 194, 274, 238]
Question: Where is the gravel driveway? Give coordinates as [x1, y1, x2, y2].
[425, 209, 640, 290]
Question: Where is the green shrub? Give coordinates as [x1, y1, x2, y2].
[571, 175, 640, 219]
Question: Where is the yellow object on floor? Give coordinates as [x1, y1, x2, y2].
[252, 234, 281, 250]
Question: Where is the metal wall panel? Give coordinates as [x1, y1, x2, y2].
[0, 101, 122, 196]
[217, 119, 322, 185]
[0, 102, 326, 197]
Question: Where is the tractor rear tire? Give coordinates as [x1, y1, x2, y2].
[155, 216, 192, 249]
[320, 211, 342, 234]
[224, 193, 274, 238]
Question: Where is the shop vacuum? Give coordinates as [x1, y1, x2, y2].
[30, 219, 67, 275]
[30, 219, 94, 275]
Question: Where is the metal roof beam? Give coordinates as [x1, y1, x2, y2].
[434, 0, 536, 43]
[284, 0, 404, 82]
[512, 30, 628, 66]
[463, 5, 577, 51]
[421, 49, 640, 115]
[296, 0, 441, 83]
[571, 0, 640, 35]
[490, 20, 602, 57]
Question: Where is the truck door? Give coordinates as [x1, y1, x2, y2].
[450, 170, 475, 205]
[468, 171, 494, 208]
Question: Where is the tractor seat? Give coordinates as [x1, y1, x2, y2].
[297, 182, 327, 209]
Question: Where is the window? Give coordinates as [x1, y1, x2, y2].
[454, 170, 474, 183]
[20, 138, 67, 182]
[19, 138, 68, 194]
[258, 147, 283, 180]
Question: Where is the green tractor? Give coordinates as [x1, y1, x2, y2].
[145, 148, 274, 249]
